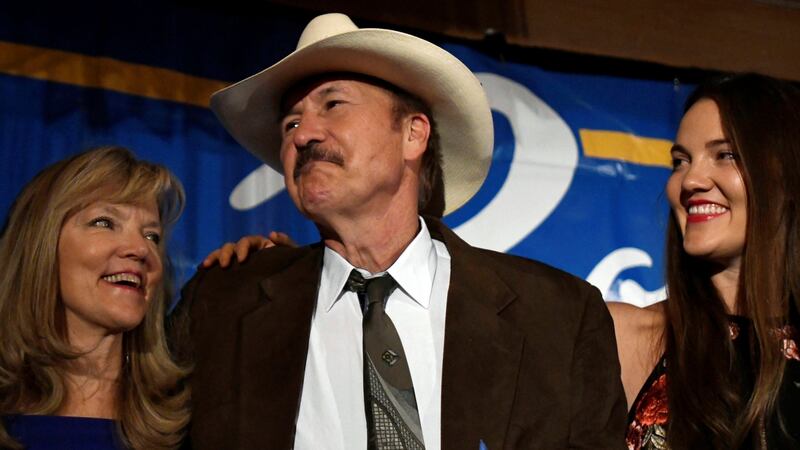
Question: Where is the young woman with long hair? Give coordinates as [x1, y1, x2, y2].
[611, 73, 800, 449]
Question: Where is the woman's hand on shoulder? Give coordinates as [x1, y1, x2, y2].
[201, 231, 298, 268]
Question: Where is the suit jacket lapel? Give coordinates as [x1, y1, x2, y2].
[236, 247, 323, 448]
[229, 220, 524, 448]
[428, 218, 525, 450]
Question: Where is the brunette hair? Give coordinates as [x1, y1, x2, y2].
[386, 83, 444, 217]
[0, 146, 189, 449]
[664, 74, 800, 448]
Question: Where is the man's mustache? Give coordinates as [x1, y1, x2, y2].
[293, 144, 345, 179]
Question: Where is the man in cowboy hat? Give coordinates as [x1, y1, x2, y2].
[176, 12, 625, 450]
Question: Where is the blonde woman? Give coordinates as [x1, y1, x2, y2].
[0, 147, 189, 449]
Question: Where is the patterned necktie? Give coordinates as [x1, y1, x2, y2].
[345, 269, 425, 450]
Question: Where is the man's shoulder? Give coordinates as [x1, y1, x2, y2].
[467, 245, 595, 297]
[181, 244, 321, 304]
[429, 217, 599, 310]
[198, 244, 319, 283]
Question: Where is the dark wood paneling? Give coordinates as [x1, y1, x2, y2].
[267, 0, 800, 81]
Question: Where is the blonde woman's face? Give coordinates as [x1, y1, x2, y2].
[57, 200, 163, 339]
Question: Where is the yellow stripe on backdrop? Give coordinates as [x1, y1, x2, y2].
[0, 40, 227, 108]
[0, 39, 675, 168]
[579, 129, 673, 168]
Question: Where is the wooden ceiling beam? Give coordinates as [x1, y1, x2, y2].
[267, 0, 800, 81]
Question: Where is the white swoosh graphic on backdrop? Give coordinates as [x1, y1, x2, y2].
[454, 73, 578, 252]
[229, 164, 284, 211]
[587, 247, 666, 306]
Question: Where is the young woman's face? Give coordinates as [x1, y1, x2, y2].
[666, 99, 747, 269]
[58, 200, 163, 339]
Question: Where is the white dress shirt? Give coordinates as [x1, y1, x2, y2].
[294, 218, 451, 450]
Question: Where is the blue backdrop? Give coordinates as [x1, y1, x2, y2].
[0, 2, 694, 306]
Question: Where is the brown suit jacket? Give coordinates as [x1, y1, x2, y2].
[173, 217, 626, 449]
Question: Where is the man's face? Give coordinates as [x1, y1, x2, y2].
[279, 78, 410, 225]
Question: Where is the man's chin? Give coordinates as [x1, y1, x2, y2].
[296, 194, 334, 219]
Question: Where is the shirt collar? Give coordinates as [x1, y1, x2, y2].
[319, 247, 356, 313]
[384, 218, 436, 309]
[318, 217, 437, 312]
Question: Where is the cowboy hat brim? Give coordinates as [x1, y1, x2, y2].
[210, 18, 493, 215]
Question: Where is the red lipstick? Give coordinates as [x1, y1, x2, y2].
[685, 199, 729, 223]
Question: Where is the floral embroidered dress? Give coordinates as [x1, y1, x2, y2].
[626, 316, 800, 450]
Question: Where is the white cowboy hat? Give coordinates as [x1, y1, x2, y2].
[210, 13, 493, 215]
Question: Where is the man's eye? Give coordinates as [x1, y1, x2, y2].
[90, 217, 114, 229]
[145, 232, 161, 245]
[284, 120, 300, 132]
[326, 100, 342, 109]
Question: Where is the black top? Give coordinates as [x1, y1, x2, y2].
[626, 315, 800, 449]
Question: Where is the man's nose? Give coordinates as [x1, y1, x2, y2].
[292, 113, 325, 149]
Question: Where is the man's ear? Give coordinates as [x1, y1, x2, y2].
[403, 113, 430, 161]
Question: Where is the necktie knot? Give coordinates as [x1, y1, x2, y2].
[345, 269, 368, 293]
[345, 270, 397, 308]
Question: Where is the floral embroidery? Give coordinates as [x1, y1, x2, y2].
[626, 320, 798, 449]
[729, 321, 740, 340]
[774, 325, 800, 361]
[626, 372, 668, 450]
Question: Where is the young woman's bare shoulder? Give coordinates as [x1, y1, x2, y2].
[607, 300, 666, 409]
[607, 300, 665, 333]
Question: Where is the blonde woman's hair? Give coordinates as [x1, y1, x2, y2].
[0, 146, 189, 449]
